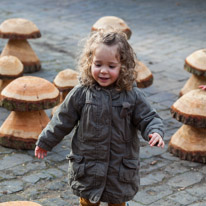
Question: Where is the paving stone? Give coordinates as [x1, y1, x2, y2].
[0, 171, 15, 180]
[167, 190, 199, 205]
[46, 181, 66, 191]
[151, 198, 181, 206]
[164, 161, 189, 176]
[46, 168, 64, 178]
[185, 183, 206, 198]
[22, 174, 41, 184]
[9, 161, 46, 176]
[0, 153, 33, 170]
[21, 188, 41, 200]
[0, 180, 23, 195]
[46, 152, 67, 162]
[133, 184, 173, 204]
[197, 165, 206, 174]
[58, 163, 69, 172]
[188, 201, 206, 206]
[140, 157, 170, 174]
[140, 144, 168, 159]
[140, 171, 166, 186]
[161, 152, 181, 161]
[167, 172, 204, 188]
[39, 197, 69, 206]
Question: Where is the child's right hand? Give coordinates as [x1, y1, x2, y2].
[35, 146, 47, 159]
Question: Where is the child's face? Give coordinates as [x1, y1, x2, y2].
[91, 43, 121, 87]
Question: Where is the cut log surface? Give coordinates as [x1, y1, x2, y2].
[0, 18, 41, 39]
[0, 201, 42, 206]
[0, 55, 23, 78]
[0, 110, 50, 149]
[91, 16, 132, 39]
[171, 89, 206, 127]
[135, 61, 153, 88]
[53, 68, 79, 91]
[1, 39, 41, 73]
[1, 76, 60, 111]
[184, 49, 206, 76]
[180, 74, 206, 96]
[169, 124, 206, 163]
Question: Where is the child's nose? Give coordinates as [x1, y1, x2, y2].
[100, 67, 108, 73]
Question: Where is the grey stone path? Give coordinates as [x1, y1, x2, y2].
[0, 0, 206, 205]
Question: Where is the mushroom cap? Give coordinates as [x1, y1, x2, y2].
[0, 111, 50, 150]
[184, 49, 206, 76]
[0, 18, 41, 39]
[180, 74, 206, 96]
[0, 201, 42, 206]
[91, 16, 132, 39]
[135, 61, 153, 88]
[169, 124, 206, 163]
[1, 39, 41, 73]
[0, 55, 23, 79]
[53, 68, 79, 91]
[171, 88, 206, 127]
[1, 76, 60, 111]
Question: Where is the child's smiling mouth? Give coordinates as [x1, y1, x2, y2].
[99, 77, 109, 81]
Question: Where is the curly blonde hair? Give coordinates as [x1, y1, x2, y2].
[78, 30, 137, 91]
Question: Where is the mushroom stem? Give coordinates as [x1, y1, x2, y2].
[0, 110, 50, 149]
[1, 39, 41, 73]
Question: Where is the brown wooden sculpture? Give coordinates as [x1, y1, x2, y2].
[91, 16, 132, 39]
[180, 49, 206, 96]
[52, 68, 79, 115]
[169, 125, 206, 163]
[0, 76, 60, 149]
[53, 68, 79, 99]
[169, 88, 206, 163]
[0, 55, 23, 103]
[0, 18, 41, 73]
[0, 201, 42, 206]
[135, 61, 153, 88]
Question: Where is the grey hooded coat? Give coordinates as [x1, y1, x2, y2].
[36, 84, 164, 204]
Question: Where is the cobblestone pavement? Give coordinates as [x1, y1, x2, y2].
[0, 0, 206, 205]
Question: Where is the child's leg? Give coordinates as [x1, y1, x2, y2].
[79, 197, 100, 206]
[108, 203, 126, 206]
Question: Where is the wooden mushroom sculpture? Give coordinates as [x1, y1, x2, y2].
[0, 76, 60, 149]
[0, 201, 42, 206]
[169, 88, 206, 163]
[0, 55, 23, 103]
[52, 68, 79, 115]
[0, 18, 41, 73]
[91, 16, 132, 39]
[135, 61, 153, 88]
[180, 49, 206, 96]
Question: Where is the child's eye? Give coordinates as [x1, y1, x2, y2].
[109, 65, 115, 69]
[95, 63, 101, 67]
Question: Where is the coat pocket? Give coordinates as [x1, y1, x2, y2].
[119, 158, 139, 183]
[67, 154, 85, 180]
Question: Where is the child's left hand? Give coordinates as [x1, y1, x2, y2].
[199, 85, 206, 90]
[148, 133, 165, 148]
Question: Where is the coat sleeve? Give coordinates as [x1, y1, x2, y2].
[36, 85, 85, 151]
[132, 88, 164, 141]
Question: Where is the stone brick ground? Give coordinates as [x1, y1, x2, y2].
[0, 0, 206, 205]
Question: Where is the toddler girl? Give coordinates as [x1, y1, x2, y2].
[35, 30, 165, 206]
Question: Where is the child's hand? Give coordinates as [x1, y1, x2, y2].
[199, 85, 206, 90]
[148, 133, 165, 148]
[35, 146, 47, 159]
